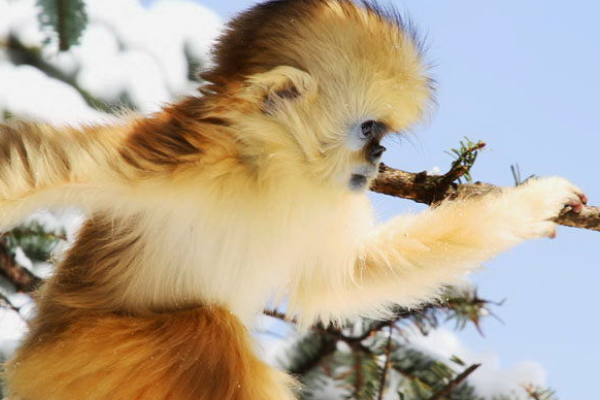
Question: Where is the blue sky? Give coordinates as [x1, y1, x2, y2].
[177, 0, 600, 398]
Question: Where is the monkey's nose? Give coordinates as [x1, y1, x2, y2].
[369, 144, 386, 163]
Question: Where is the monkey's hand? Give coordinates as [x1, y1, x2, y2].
[503, 177, 587, 239]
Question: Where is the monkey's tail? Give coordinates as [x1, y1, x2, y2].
[4, 306, 298, 400]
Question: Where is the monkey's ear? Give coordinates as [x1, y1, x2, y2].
[245, 66, 316, 114]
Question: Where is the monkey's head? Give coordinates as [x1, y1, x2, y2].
[202, 0, 432, 192]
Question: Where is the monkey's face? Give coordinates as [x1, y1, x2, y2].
[213, 0, 432, 192]
[315, 81, 430, 192]
[239, 50, 431, 193]
[247, 68, 430, 193]
[254, 56, 431, 192]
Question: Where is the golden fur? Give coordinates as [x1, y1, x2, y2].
[6, 306, 297, 400]
[0, 0, 585, 398]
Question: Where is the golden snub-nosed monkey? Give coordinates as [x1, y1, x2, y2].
[1, 0, 586, 399]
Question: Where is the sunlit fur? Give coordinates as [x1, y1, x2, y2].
[1, 0, 584, 399]
[6, 306, 298, 400]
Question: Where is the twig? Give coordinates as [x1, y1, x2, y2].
[522, 384, 557, 400]
[351, 350, 366, 398]
[0, 291, 21, 314]
[264, 291, 496, 342]
[377, 324, 394, 400]
[0, 291, 30, 327]
[263, 308, 294, 322]
[8, 227, 68, 242]
[428, 363, 481, 400]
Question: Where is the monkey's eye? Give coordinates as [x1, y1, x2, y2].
[360, 120, 376, 139]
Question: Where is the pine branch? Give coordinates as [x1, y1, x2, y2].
[351, 351, 366, 398]
[0, 291, 29, 327]
[4, 36, 115, 112]
[265, 291, 492, 399]
[7, 222, 66, 263]
[265, 289, 496, 344]
[0, 292, 21, 314]
[444, 138, 486, 184]
[286, 331, 338, 377]
[522, 384, 558, 400]
[0, 237, 42, 293]
[370, 164, 600, 232]
[376, 325, 394, 400]
[36, 0, 88, 51]
[0, 221, 64, 293]
[427, 363, 481, 400]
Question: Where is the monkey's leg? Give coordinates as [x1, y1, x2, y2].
[4, 306, 298, 400]
[291, 177, 586, 322]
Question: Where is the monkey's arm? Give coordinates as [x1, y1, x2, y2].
[0, 115, 210, 228]
[290, 177, 586, 324]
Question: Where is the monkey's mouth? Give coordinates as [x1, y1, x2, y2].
[348, 164, 378, 191]
[349, 174, 369, 191]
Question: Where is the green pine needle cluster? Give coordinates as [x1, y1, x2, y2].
[36, 0, 88, 51]
[6, 221, 66, 263]
[336, 349, 381, 399]
[393, 350, 481, 400]
[274, 286, 556, 400]
[446, 138, 486, 183]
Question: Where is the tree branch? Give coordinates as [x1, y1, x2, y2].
[376, 325, 394, 400]
[428, 363, 481, 400]
[0, 237, 42, 293]
[0, 291, 22, 314]
[286, 331, 338, 377]
[371, 164, 600, 232]
[3, 35, 123, 112]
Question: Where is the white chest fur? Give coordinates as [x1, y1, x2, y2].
[119, 187, 374, 321]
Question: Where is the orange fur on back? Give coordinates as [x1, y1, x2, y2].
[5, 306, 297, 400]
